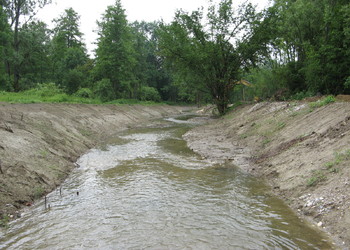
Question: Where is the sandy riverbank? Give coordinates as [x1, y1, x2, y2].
[0, 103, 186, 219]
[184, 101, 350, 249]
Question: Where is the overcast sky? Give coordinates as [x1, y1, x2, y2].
[37, 0, 271, 56]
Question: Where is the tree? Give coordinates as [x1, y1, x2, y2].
[0, 5, 12, 90]
[2, 0, 51, 91]
[50, 7, 88, 93]
[94, 0, 136, 100]
[130, 21, 170, 101]
[52, 8, 84, 49]
[158, 0, 261, 114]
[264, 0, 350, 95]
[18, 20, 51, 87]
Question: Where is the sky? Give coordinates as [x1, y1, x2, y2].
[36, 0, 271, 56]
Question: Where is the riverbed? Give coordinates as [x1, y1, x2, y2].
[0, 115, 333, 249]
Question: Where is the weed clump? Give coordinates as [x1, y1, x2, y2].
[309, 95, 335, 110]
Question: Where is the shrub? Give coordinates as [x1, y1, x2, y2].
[93, 79, 116, 102]
[24, 83, 63, 97]
[75, 88, 93, 98]
[309, 95, 335, 109]
[140, 86, 161, 102]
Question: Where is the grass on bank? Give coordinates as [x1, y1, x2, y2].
[0, 84, 162, 105]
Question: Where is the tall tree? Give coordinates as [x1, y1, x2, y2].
[265, 0, 350, 95]
[0, 5, 12, 90]
[158, 0, 261, 114]
[130, 21, 170, 101]
[2, 0, 51, 91]
[52, 7, 84, 49]
[18, 20, 51, 87]
[50, 7, 88, 93]
[94, 0, 136, 99]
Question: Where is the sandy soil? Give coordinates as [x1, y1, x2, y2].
[0, 103, 186, 220]
[184, 101, 350, 249]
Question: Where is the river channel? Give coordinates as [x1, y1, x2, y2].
[0, 115, 333, 249]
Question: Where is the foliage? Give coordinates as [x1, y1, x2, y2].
[324, 149, 350, 171]
[93, 78, 116, 102]
[94, 0, 136, 99]
[74, 88, 93, 98]
[1, 0, 350, 105]
[24, 83, 63, 97]
[309, 95, 335, 110]
[307, 171, 326, 187]
[139, 86, 161, 102]
[0, 214, 10, 228]
[2, 0, 52, 91]
[0, 85, 100, 104]
[32, 186, 45, 199]
[158, 0, 264, 115]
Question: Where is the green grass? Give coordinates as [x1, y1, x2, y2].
[0, 215, 10, 228]
[309, 95, 335, 110]
[0, 90, 101, 104]
[307, 149, 350, 187]
[32, 186, 45, 199]
[0, 91, 164, 105]
[324, 149, 350, 172]
[307, 171, 326, 187]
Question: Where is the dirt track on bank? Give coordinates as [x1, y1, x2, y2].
[0, 103, 185, 219]
[184, 101, 350, 249]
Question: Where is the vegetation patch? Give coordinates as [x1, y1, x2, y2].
[307, 171, 326, 187]
[32, 186, 45, 200]
[324, 149, 350, 173]
[0, 214, 10, 228]
[309, 96, 336, 111]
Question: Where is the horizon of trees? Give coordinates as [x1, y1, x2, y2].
[0, 0, 349, 114]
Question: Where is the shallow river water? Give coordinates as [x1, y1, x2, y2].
[0, 115, 333, 249]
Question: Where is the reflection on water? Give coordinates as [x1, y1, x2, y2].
[0, 115, 333, 249]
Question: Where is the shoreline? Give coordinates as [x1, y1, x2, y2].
[0, 103, 186, 221]
[184, 101, 350, 249]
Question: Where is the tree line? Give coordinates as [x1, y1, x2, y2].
[1, 0, 349, 114]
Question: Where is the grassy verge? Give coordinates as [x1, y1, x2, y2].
[0, 91, 163, 105]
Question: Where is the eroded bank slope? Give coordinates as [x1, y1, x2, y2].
[184, 102, 350, 248]
[0, 103, 185, 219]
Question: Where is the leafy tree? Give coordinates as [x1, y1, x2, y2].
[2, 0, 51, 91]
[130, 21, 173, 101]
[0, 5, 12, 90]
[264, 0, 350, 96]
[50, 8, 88, 93]
[158, 0, 261, 114]
[94, 0, 136, 100]
[52, 7, 84, 49]
[18, 20, 51, 88]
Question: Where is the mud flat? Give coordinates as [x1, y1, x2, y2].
[184, 101, 350, 249]
[0, 103, 185, 218]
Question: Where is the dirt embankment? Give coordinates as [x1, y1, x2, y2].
[0, 103, 185, 219]
[184, 101, 350, 249]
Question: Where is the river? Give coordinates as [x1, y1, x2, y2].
[0, 115, 333, 249]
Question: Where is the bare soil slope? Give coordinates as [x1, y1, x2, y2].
[184, 101, 350, 248]
[0, 103, 185, 219]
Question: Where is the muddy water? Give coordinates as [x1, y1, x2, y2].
[0, 116, 333, 249]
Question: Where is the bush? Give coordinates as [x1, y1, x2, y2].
[62, 69, 85, 94]
[0, 75, 12, 91]
[289, 90, 315, 100]
[93, 79, 116, 102]
[140, 86, 161, 102]
[309, 95, 335, 109]
[24, 83, 63, 97]
[75, 88, 93, 98]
